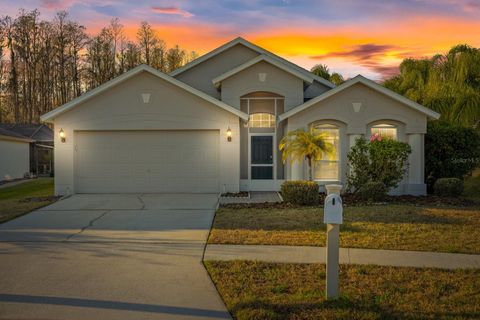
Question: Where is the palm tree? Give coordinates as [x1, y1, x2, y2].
[279, 128, 334, 181]
[383, 44, 480, 130]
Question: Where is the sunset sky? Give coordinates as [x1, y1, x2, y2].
[3, 0, 480, 80]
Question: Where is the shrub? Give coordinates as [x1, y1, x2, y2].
[433, 178, 464, 197]
[356, 181, 388, 202]
[281, 180, 319, 206]
[347, 136, 411, 193]
[425, 121, 480, 191]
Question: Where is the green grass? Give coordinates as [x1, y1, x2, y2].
[0, 178, 56, 223]
[209, 204, 480, 254]
[205, 260, 480, 320]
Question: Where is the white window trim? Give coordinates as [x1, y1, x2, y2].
[371, 123, 398, 140]
[312, 123, 341, 181]
[249, 113, 276, 128]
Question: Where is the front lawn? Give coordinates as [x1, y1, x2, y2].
[0, 178, 56, 223]
[209, 204, 480, 254]
[205, 260, 480, 319]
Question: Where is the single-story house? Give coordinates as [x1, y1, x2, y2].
[0, 127, 34, 181]
[40, 37, 440, 196]
[0, 124, 54, 177]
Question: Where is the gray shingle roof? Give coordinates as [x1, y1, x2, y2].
[0, 124, 53, 142]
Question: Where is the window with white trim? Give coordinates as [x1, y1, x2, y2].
[249, 113, 276, 128]
[313, 124, 339, 180]
[371, 123, 397, 140]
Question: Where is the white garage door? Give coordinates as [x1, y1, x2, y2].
[75, 130, 219, 193]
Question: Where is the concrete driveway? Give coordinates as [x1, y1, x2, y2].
[0, 194, 231, 320]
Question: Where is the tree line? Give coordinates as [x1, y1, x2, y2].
[0, 9, 197, 123]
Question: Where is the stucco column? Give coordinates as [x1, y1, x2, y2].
[348, 134, 362, 150]
[291, 160, 304, 180]
[406, 133, 425, 195]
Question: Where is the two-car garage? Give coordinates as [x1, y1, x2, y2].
[41, 65, 246, 195]
[75, 130, 220, 193]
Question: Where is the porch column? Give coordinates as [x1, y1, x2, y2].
[407, 133, 426, 195]
[291, 159, 304, 180]
[348, 134, 362, 149]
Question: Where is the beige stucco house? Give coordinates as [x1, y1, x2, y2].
[41, 37, 440, 196]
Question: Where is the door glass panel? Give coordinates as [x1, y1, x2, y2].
[251, 136, 274, 180]
[251, 136, 273, 164]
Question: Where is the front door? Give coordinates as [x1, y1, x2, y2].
[250, 135, 275, 190]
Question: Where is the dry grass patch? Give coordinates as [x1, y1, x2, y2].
[205, 260, 480, 320]
[209, 205, 480, 254]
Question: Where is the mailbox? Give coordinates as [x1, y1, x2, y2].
[324, 194, 343, 224]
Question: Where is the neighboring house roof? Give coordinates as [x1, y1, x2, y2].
[41, 64, 249, 122]
[0, 127, 34, 143]
[279, 75, 441, 121]
[0, 124, 53, 142]
[212, 55, 314, 88]
[170, 37, 335, 89]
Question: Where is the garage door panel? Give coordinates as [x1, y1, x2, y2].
[75, 131, 219, 193]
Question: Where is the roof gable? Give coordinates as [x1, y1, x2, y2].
[40, 65, 249, 122]
[212, 55, 314, 88]
[279, 75, 441, 121]
[170, 37, 335, 89]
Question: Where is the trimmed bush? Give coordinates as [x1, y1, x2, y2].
[433, 178, 464, 197]
[356, 181, 388, 202]
[426, 121, 480, 191]
[281, 180, 319, 206]
[347, 136, 411, 193]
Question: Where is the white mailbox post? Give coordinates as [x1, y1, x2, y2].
[324, 184, 343, 299]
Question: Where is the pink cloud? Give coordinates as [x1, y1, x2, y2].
[151, 6, 194, 18]
[40, 0, 75, 9]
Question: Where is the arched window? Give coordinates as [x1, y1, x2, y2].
[371, 123, 397, 140]
[313, 123, 340, 180]
[249, 113, 276, 128]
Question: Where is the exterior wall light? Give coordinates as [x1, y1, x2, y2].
[258, 73, 267, 82]
[59, 128, 66, 143]
[226, 127, 232, 142]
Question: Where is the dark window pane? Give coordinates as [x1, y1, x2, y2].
[251, 136, 273, 164]
[251, 166, 273, 179]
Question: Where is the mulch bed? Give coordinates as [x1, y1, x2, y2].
[19, 196, 61, 203]
[220, 193, 478, 209]
[221, 192, 249, 198]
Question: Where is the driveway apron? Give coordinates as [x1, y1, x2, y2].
[0, 194, 231, 320]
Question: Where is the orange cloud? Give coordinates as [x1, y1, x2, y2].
[151, 6, 194, 18]
[85, 12, 480, 79]
[242, 14, 480, 78]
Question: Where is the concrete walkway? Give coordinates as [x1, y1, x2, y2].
[0, 179, 30, 189]
[204, 244, 480, 270]
[0, 194, 231, 320]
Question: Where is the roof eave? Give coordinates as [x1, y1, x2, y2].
[279, 75, 441, 121]
[170, 37, 336, 89]
[212, 55, 314, 88]
[0, 134, 34, 143]
[41, 64, 249, 122]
